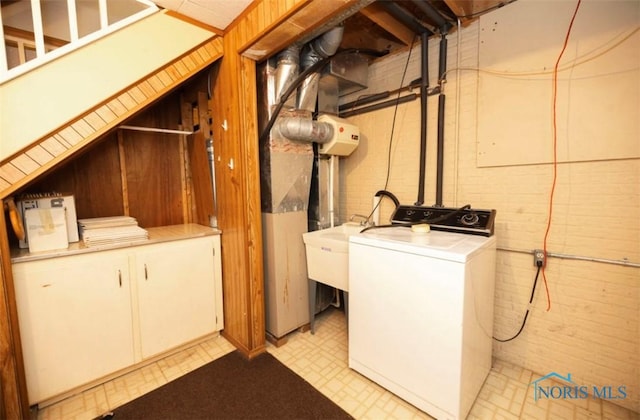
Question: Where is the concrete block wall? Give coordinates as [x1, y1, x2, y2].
[339, 0, 639, 413]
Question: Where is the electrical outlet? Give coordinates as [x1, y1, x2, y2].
[534, 249, 546, 267]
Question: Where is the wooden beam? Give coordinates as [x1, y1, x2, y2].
[444, 0, 507, 26]
[238, 0, 376, 61]
[444, 0, 472, 19]
[358, 3, 415, 46]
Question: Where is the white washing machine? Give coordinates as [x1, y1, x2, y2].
[348, 227, 496, 420]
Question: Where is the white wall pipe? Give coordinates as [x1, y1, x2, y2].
[372, 195, 381, 226]
[329, 155, 336, 227]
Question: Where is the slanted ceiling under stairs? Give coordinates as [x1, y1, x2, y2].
[0, 32, 223, 200]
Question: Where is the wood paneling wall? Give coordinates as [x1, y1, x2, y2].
[20, 86, 212, 230]
[26, 137, 125, 220]
[209, 0, 376, 357]
[210, 30, 266, 357]
[0, 209, 27, 420]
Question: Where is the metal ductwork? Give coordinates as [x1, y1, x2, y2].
[259, 28, 343, 341]
[258, 23, 347, 216]
[275, 117, 334, 144]
[274, 45, 301, 109]
[297, 25, 345, 112]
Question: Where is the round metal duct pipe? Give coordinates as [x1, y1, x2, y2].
[275, 117, 334, 144]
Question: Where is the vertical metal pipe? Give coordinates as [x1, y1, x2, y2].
[416, 31, 429, 206]
[206, 138, 218, 228]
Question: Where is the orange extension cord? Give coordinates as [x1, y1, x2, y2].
[542, 0, 582, 311]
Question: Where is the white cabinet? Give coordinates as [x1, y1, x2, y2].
[12, 228, 223, 405]
[13, 250, 135, 404]
[135, 236, 221, 359]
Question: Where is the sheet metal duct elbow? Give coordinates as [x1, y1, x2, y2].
[275, 45, 301, 106]
[275, 117, 334, 144]
[297, 25, 344, 112]
[308, 24, 344, 58]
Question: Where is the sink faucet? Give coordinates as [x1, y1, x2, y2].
[350, 214, 373, 227]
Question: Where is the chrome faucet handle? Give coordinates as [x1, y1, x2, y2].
[350, 214, 372, 226]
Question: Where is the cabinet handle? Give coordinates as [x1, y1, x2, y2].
[144, 264, 148, 280]
[118, 270, 122, 287]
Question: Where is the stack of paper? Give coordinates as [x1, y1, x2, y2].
[78, 216, 148, 247]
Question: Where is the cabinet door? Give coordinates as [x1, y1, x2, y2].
[135, 237, 217, 359]
[13, 251, 135, 404]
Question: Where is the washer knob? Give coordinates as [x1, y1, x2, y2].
[461, 212, 480, 226]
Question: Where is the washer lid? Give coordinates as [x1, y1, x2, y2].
[349, 227, 496, 262]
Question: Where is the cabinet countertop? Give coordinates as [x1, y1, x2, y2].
[11, 223, 221, 264]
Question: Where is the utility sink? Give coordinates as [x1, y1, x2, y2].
[302, 222, 364, 291]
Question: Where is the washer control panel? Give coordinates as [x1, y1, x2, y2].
[391, 205, 496, 236]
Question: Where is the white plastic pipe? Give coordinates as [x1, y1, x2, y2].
[372, 195, 381, 226]
[328, 155, 335, 227]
